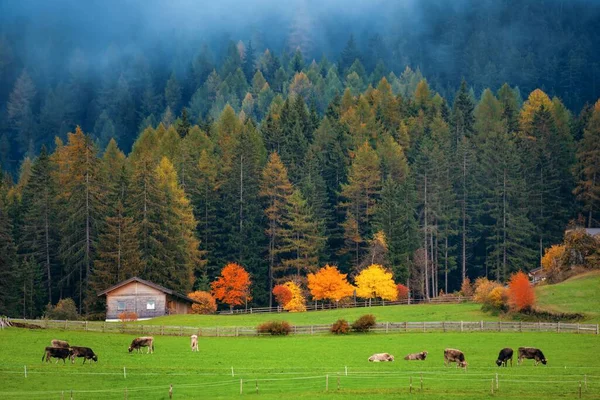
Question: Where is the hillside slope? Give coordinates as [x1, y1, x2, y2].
[536, 271, 600, 322]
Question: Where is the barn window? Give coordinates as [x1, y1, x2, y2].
[117, 301, 125, 311]
[146, 300, 156, 310]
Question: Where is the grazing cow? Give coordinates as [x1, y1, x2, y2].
[42, 347, 73, 364]
[404, 351, 428, 361]
[444, 348, 468, 369]
[496, 348, 513, 367]
[190, 335, 199, 352]
[70, 346, 98, 364]
[51, 339, 70, 348]
[518, 347, 547, 366]
[368, 353, 395, 362]
[129, 336, 154, 353]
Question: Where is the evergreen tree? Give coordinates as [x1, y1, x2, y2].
[0, 191, 19, 316]
[7, 69, 37, 156]
[242, 40, 256, 82]
[165, 72, 182, 114]
[339, 34, 360, 75]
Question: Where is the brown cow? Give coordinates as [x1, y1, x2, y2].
[129, 336, 154, 353]
[42, 347, 73, 363]
[404, 351, 428, 361]
[444, 348, 468, 369]
[368, 353, 395, 362]
[50, 339, 70, 348]
[518, 347, 547, 366]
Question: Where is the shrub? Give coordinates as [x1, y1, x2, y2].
[487, 286, 509, 311]
[396, 284, 409, 301]
[118, 311, 138, 322]
[541, 244, 567, 283]
[331, 319, 350, 334]
[460, 278, 473, 297]
[257, 320, 292, 335]
[473, 277, 502, 304]
[188, 291, 217, 314]
[44, 298, 80, 320]
[272, 284, 293, 307]
[508, 271, 536, 312]
[351, 314, 376, 332]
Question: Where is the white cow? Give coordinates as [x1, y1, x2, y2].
[368, 353, 395, 362]
[190, 334, 199, 352]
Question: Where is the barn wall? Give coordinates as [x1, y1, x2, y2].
[105, 282, 167, 320]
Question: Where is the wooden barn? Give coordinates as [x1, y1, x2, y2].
[98, 277, 198, 321]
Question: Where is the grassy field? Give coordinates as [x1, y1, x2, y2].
[1, 327, 598, 399]
[536, 271, 600, 322]
[140, 303, 494, 327]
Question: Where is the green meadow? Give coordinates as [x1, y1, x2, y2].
[536, 271, 600, 322]
[1, 327, 598, 399]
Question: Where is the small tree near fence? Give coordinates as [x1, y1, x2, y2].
[508, 271, 536, 312]
[188, 291, 217, 314]
[211, 263, 252, 311]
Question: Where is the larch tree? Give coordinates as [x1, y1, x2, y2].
[56, 127, 105, 313]
[260, 152, 293, 307]
[340, 141, 381, 270]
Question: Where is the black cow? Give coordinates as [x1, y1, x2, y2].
[42, 347, 73, 364]
[70, 346, 98, 364]
[518, 347, 547, 366]
[496, 347, 513, 367]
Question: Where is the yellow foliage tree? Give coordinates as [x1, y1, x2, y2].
[488, 286, 509, 310]
[520, 89, 552, 132]
[307, 265, 355, 303]
[541, 244, 566, 283]
[283, 281, 306, 312]
[355, 264, 397, 304]
[472, 277, 502, 304]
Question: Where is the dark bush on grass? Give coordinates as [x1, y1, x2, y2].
[351, 314, 376, 332]
[331, 319, 350, 334]
[257, 320, 292, 335]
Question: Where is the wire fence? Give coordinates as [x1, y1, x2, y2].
[0, 365, 597, 399]
[6, 318, 600, 337]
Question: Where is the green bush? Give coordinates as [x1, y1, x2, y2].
[351, 314, 376, 332]
[257, 320, 292, 335]
[330, 319, 350, 334]
[44, 298, 80, 320]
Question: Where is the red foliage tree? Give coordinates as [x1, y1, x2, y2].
[396, 284, 409, 301]
[508, 271, 536, 311]
[272, 284, 293, 307]
[211, 263, 252, 310]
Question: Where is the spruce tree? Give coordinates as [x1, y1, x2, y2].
[574, 100, 600, 227]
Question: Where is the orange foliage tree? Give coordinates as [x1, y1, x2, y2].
[508, 271, 536, 312]
[396, 284, 409, 301]
[272, 284, 293, 307]
[211, 263, 252, 310]
[307, 265, 355, 304]
[188, 291, 217, 314]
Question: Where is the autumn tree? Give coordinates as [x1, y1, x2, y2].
[188, 291, 217, 314]
[354, 264, 397, 305]
[211, 262, 252, 310]
[282, 280, 306, 312]
[272, 284, 293, 307]
[508, 271, 536, 312]
[541, 244, 566, 283]
[307, 265, 354, 305]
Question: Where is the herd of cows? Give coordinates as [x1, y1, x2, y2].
[368, 347, 548, 369]
[42, 336, 155, 364]
[42, 334, 548, 370]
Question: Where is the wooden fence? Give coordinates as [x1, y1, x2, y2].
[218, 296, 471, 315]
[8, 318, 599, 337]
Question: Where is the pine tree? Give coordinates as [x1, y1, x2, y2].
[242, 40, 256, 82]
[260, 152, 293, 307]
[19, 146, 59, 304]
[574, 99, 600, 227]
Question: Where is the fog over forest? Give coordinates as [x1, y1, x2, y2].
[0, 0, 599, 316]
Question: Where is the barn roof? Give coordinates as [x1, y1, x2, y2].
[97, 276, 199, 304]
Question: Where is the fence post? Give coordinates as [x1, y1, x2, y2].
[65, 320, 68, 330]
[103, 322, 106, 332]
[337, 375, 340, 390]
[85, 321, 88, 331]
[250, 308, 252, 314]
[491, 378, 494, 395]
[443, 321, 446, 332]
[169, 384, 173, 399]
[410, 376, 412, 393]
[345, 366, 348, 376]
[577, 323, 580, 334]
[235, 327, 239, 337]
[423, 321, 425, 332]
[240, 379, 243, 395]
[480, 320, 483, 331]
[386, 322, 389, 333]
[460, 321, 463, 332]
[496, 373, 498, 389]
[123, 367, 127, 379]
[70, 390, 73, 400]
[311, 325, 314, 335]
[326, 374, 329, 392]
[24, 365, 27, 378]
[255, 379, 258, 394]
[596, 324, 599, 335]
[579, 381, 582, 398]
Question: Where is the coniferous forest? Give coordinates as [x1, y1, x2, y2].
[0, 0, 599, 317]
